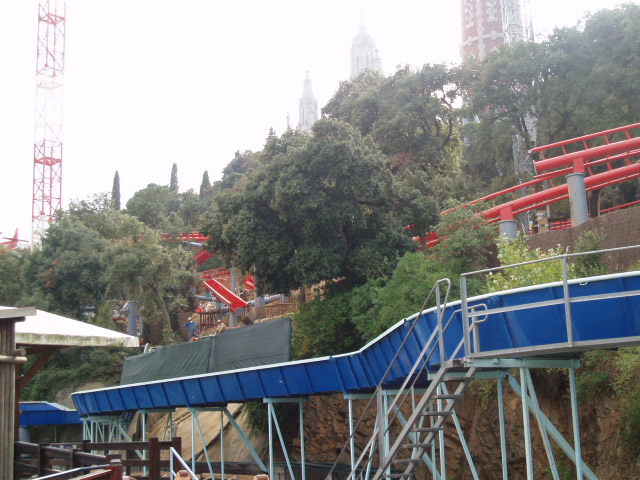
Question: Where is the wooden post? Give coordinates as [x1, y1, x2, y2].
[1, 308, 32, 480]
[148, 437, 160, 480]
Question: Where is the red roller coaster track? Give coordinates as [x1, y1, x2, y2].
[418, 123, 640, 246]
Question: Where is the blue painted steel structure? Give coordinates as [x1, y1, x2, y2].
[72, 271, 640, 417]
[19, 402, 82, 427]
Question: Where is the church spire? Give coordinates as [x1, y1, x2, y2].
[350, 22, 383, 79]
[297, 72, 318, 133]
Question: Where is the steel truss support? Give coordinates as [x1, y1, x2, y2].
[264, 397, 307, 480]
[344, 393, 381, 480]
[460, 358, 595, 479]
[188, 406, 267, 480]
[503, 367, 597, 480]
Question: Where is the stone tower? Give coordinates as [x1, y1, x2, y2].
[297, 72, 318, 133]
[460, 0, 505, 62]
[350, 24, 383, 79]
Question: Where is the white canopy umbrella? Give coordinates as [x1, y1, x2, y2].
[1, 307, 139, 349]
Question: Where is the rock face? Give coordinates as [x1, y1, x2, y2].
[297, 373, 640, 479]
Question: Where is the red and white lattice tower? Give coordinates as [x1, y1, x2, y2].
[32, 1, 65, 245]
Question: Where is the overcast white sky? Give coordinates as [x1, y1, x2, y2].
[0, 0, 631, 243]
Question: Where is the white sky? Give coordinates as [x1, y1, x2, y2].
[0, 0, 631, 244]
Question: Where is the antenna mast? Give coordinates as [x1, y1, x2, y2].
[32, 0, 65, 245]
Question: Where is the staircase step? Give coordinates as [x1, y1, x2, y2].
[432, 394, 464, 400]
[393, 457, 423, 464]
[421, 410, 452, 417]
[441, 376, 472, 383]
[403, 442, 433, 449]
[412, 427, 443, 433]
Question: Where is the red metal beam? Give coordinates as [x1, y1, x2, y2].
[534, 136, 640, 173]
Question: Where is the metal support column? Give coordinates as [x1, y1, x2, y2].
[525, 371, 560, 480]
[520, 368, 534, 480]
[437, 384, 446, 480]
[220, 410, 225, 480]
[300, 400, 306, 480]
[265, 398, 307, 480]
[506, 373, 599, 480]
[569, 368, 584, 480]
[497, 377, 508, 480]
[348, 397, 355, 473]
[567, 167, 589, 227]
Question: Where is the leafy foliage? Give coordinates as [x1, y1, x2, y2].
[203, 120, 412, 295]
[486, 235, 573, 291]
[21, 347, 137, 401]
[573, 229, 607, 277]
[291, 291, 363, 359]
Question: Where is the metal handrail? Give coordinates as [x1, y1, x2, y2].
[326, 279, 452, 480]
[460, 244, 640, 356]
[169, 446, 198, 480]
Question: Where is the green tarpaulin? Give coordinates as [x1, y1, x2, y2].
[120, 317, 292, 385]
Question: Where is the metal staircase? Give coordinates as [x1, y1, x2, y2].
[375, 364, 477, 480]
[328, 279, 484, 480]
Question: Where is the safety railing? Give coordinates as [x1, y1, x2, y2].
[459, 244, 640, 357]
[169, 447, 198, 480]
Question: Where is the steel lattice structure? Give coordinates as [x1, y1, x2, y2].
[32, 1, 65, 245]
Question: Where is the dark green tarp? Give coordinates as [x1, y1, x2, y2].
[120, 317, 292, 385]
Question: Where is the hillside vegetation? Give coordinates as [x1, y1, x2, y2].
[2, 6, 640, 467]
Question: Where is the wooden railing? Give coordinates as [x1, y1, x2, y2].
[15, 437, 181, 480]
[14, 442, 116, 479]
[81, 437, 181, 480]
[252, 301, 298, 321]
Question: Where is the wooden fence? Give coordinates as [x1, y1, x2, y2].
[80, 437, 181, 480]
[15, 437, 181, 480]
[14, 442, 116, 478]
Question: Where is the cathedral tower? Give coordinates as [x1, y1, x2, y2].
[350, 24, 383, 79]
[297, 72, 318, 133]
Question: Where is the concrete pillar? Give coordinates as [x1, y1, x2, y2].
[127, 301, 137, 337]
[567, 171, 589, 227]
[499, 220, 518, 240]
[499, 206, 518, 240]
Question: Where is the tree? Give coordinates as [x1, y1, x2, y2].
[31, 216, 110, 318]
[202, 120, 412, 294]
[101, 232, 198, 330]
[125, 184, 182, 231]
[0, 250, 26, 306]
[170, 163, 179, 192]
[200, 170, 211, 197]
[111, 171, 121, 210]
[324, 65, 459, 176]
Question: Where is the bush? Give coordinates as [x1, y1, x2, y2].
[573, 229, 607, 277]
[576, 350, 612, 405]
[621, 386, 640, 450]
[291, 293, 362, 360]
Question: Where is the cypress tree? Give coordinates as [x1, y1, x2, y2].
[170, 163, 179, 192]
[200, 170, 211, 197]
[111, 171, 121, 210]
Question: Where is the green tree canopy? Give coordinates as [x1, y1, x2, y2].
[202, 119, 412, 294]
